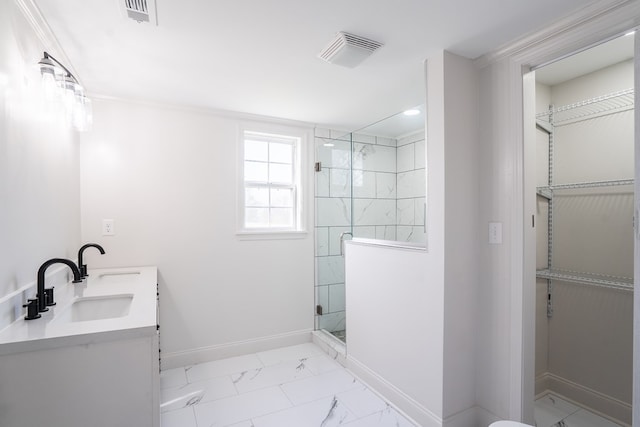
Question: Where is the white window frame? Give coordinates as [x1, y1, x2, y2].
[237, 122, 309, 239]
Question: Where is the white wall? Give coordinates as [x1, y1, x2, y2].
[342, 54, 447, 426]
[345, 242, 441, 426]
[343, 51, 481, 427]
[0, 1, 81, 326]
[79, 98, 315, 364]
[476, 54, 526, 422]
[441, 51, 481, 425]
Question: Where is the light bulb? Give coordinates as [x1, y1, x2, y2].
[61, 76, 77, 125]
[41, 69, 57, 104]
[74, 96, 92, 131]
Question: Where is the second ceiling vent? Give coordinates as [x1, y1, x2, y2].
[318, 32, 383, 68]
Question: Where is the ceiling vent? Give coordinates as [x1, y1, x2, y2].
[122, 0, 158, 25]
[318, 32, 383, 68]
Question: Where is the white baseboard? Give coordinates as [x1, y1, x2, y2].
[310, 330, 347, 367]
[535, 372, 550, 398]
[346, 354, 442, 427]
[161, 329, 313, 369]
[536, 372, 631, 426]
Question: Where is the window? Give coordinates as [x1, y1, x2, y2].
[239, 128, 305, 235]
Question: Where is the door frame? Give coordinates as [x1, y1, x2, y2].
[478, 0, 640, 423]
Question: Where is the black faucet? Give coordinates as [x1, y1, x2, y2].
[35, 258, 82, 314]
[77, 243, 105, 277]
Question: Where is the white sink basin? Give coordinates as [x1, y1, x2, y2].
[56, 294, 134, 322]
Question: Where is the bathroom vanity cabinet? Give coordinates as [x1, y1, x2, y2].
[0, 267, 160, 427]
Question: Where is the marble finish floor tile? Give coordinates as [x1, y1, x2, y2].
[342, 405, 417, 427]
[160, 366, 188, 390]
[337, 385, 389, 418]
[256, 342, 324, 365]
[534, 394, 580, 426]
[194, 386, 292, 427]
[303, 354, 344, 375]
[160, 342, 417, 427]
[252, 395, 356, 427]
[186, 353, 264, 383]
[231, 358, 314, 394]
[161, 406, 197, 427]
[561, 409, 623, 427]
[161, 375, 237, 412]
[280, 369, 361, 406]
[534, 394, 624, 427]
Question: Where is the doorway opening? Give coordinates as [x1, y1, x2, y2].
[530, 34, 635, 426]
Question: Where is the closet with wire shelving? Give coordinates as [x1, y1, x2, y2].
[534, 58, 634, 426]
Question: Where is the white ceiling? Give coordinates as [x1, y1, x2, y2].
[535, 33, 634, 86]
[34, 0, 595, 131]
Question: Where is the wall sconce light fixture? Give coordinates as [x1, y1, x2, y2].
[38, 51, 92, 131]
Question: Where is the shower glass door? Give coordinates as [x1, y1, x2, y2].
[314, 131, 353, 342]
[313, 105, 426, 343]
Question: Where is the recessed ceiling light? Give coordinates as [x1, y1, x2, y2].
[403, 109, 420, 116]
[324, 143, 335, 147]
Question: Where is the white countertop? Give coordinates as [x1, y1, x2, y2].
[0, 266, 158, 356]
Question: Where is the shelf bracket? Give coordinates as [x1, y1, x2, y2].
[536, 187, 553, 200]
[536, 119, 553, 134]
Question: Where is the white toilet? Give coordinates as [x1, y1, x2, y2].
[489, 421, 533, 427]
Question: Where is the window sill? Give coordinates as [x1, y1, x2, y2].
[236, 230, 308, 241]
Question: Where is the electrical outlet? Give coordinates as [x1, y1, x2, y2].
[102, 219, 115, 236]
[489, 222, 502, 244]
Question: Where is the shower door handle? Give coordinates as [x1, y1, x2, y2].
[423, 202, 427, 233]
[339, 232, 353, 257]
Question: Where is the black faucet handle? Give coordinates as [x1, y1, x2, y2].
[44, 287, 56, 307]
[80, 264, 88, 277]
[23, 299, 41, 320]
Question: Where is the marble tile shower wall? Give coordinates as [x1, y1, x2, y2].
[315, 128, 425, 333]
[396, 131, 426, 243]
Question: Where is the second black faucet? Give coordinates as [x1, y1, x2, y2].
[77, 243, 105, 278]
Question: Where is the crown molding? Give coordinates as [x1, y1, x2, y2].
[90, 92, 317, 129]
[475, 0, 640, 69]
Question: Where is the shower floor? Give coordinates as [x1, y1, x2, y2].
[330, 330, 346, 342]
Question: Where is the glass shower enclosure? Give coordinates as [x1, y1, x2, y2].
[314, 105, 426, 342]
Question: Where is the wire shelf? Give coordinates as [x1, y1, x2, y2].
[536, 269, 633, 292]
[536, 179, 634, 195]
[536, 88, 634, 125]
[535, 89, 636, 297]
